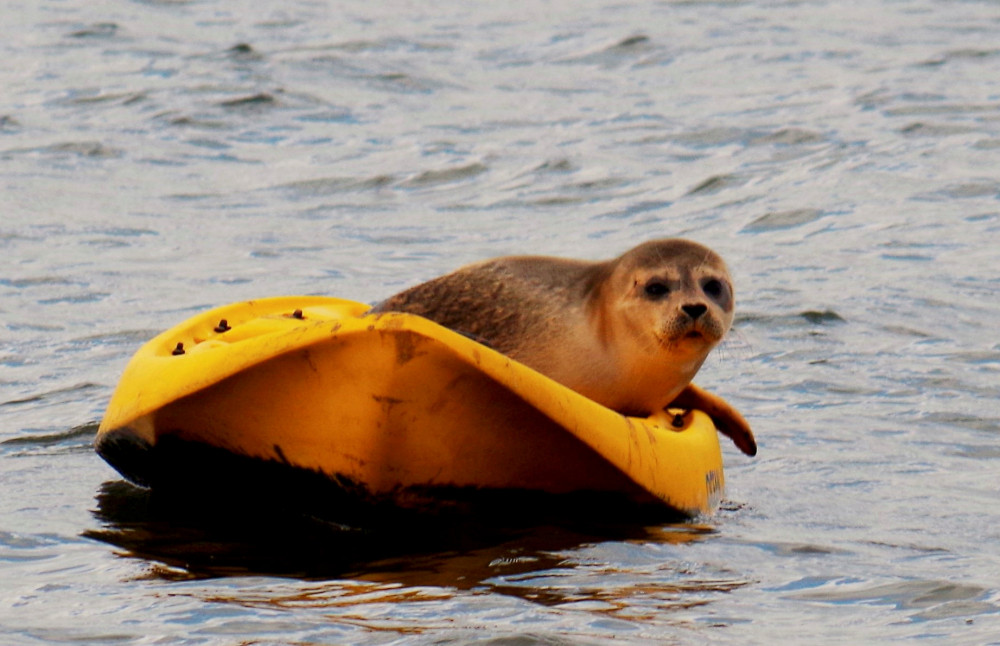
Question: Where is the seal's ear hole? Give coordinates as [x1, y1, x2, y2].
[643, 279, 670, 299]
[702, 279, 724, 299]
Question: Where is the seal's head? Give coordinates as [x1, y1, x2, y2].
[592, 239, 734, 404]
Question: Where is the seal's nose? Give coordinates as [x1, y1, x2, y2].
[682, 303, 707, 319]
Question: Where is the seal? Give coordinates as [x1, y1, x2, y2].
[373, 238, 756, 456]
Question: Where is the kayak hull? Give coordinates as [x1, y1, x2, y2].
[96, 297, 726, 518]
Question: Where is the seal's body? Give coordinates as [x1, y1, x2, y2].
[373, 239, 756, 456]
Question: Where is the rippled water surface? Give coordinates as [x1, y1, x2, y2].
[3, 0, 1000, 643]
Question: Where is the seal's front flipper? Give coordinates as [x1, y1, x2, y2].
[670, 383, 757, 456]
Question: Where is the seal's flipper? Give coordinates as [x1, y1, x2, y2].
[671, 383, 757, 456]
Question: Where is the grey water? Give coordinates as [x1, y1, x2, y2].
[2, 0, 1000, 643]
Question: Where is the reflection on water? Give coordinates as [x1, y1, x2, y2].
[84, 478, 753, 635]
[85, 479, 711, 588]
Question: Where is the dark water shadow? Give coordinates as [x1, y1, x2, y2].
[85, 479, 713, 590]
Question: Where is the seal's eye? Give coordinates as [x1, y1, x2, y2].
[703, 279, 724, 299]
[644, 280, 669, 299]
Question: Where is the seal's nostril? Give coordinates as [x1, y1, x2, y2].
[682, 303, 707, 319]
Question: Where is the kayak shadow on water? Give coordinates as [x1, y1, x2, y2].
[84, 475, 715, 588]
[85, 424, 716, 586]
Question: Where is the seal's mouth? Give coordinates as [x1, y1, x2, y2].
[658, 316, 724, 346]
[659, 328, 710, 347]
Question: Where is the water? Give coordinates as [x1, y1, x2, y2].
[2, 0, 1000, 643]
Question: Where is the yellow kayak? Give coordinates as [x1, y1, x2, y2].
[96, 296, 726, 518]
